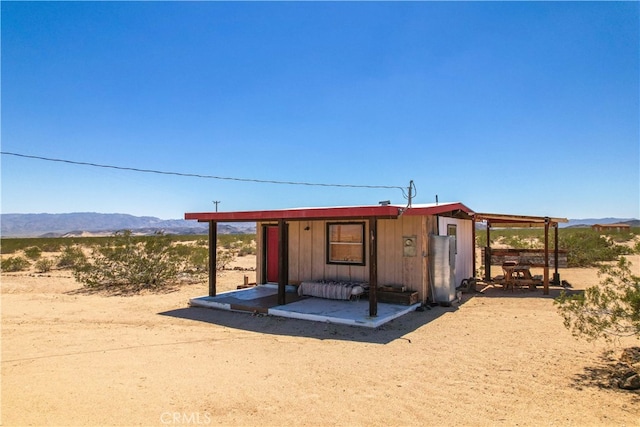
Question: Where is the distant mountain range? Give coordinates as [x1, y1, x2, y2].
[0, 213, 636, 238]
[0, 213, 256, 238]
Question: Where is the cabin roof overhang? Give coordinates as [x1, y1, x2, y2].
[185, 202, 474, 223]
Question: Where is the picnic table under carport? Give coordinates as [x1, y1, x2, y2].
[473, 213, 568, 295]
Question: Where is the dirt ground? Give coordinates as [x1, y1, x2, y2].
[2, 253, 639, 426]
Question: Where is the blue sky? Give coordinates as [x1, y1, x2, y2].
[2, 1, 638, 220]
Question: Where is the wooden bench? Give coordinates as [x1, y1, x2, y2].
[376, 290, 419, 305]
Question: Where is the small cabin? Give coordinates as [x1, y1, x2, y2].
[185, 202, 475, 316]
[591, 223, 631, 233]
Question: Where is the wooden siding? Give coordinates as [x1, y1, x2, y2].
[377, 215, 427, 298]
[257, 215, 468, 303]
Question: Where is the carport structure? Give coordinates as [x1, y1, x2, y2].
[473, 213, 568, 295]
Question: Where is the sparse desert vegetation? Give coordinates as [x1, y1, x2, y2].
[1, 232, 257, 294]
[2, 228, 639, 425]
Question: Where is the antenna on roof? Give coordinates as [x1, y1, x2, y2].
[435, 194, 438, 205]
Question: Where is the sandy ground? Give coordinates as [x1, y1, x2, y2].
[2, 253, 639, 426]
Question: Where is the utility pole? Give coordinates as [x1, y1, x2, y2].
[407, 180, 414, 207]
[212, 201, 221, 212]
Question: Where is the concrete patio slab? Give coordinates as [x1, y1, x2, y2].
[189, 285, 420, 328]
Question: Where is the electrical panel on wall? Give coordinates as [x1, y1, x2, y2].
[403, 235, 417, 257]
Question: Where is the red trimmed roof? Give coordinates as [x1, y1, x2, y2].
[185, 202, 474, 223]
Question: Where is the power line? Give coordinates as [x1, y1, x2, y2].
[1, 151, 405, 191]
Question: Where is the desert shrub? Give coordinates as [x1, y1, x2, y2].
[1, 238, 62, 254]
[476, 228, 546, 249]
[24, 246, 42, 260]
[73, 230, 181, 292]
[237, 242, 256, 257]
[39, 241, 62, 252]
[34, 258, 54, 273]
[222, 238, 257, 257]
[185, 246, 209, 273]
[0, 241, 19, 254]
[475, 233, 487, 248]
[177, 245, 237, 274]
[56, 246, 87, 269]
[559, 231, 630, 267]
[169, 244, 206, 273]
[222, 239, 234, 250]
[216, 249, 236, 271]
[502, 235, 543, 249]
[601, 230, 635, 244]
[218, 233, 255, 249]
[168, 244, 193, 258]
[1, 256, 31, 272]
[555, 257, 640, 342]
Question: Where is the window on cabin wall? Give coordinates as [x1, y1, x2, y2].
[326, 222, 365, 265]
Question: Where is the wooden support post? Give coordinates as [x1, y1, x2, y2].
[208, 220, 217, 297]
[553, 223, 560, 285]
[484, 222, 491, 282]
[472, 218, 476, 279]
[421, 217, 429, 304]
[369, 217, 378, 317]
[543, 217, 550, 295]
[277, 219, 288, 306]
